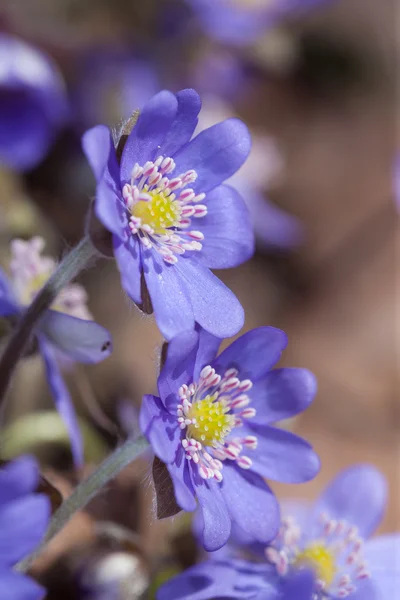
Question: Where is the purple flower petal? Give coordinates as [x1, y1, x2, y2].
[312, 464, 387, 539]
[195, 184, 254, 269]
[0, 268, 20, 317]
[0, 570, 45, 600]
[139, 394, 180, 463]
[246, 424, 320, 483]
[167, 445, 197, 512]
[0, 456, 39, 504]
[39, 337, 84, 467]
[248, 191, 304, 250]
[172, 118, 251, 194]
[220, 466, 280, 545]
[0, 494, 49, 565]
[113, 235, 142, 304]
[192, 472, 231, 551]
[212, 327, 288, 382]
[192, 326, 221, 381]
[363, 534, 400, 598]
[82, 125, 123, 238]
[159, 89, 201, 157]
[120, 90, 178, 185]
[142, 249, 194, 341]
[250, 368, 317, 425]
[175, 257, 244, 338]
[281, 570, 315, 600]
[39, 310, 112, 364]
[157, 330, 199, 407]
[157, 561, 241, 600]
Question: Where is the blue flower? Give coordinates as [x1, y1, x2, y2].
[140, 326, 319, 551]
[158, 560, 314, 600]
[0, 33, 68, 171]
[187, 0, 334, 45]
[171, 464, 399, 599]
[82, 88, 254, 341]
[0, 456, 50, 600]
[0, 237, 112, 466]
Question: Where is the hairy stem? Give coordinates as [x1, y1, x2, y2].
[0, 236, 98, 406]
[16, 435, 149, 573]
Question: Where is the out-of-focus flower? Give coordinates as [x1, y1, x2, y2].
[181, 465, 399, 599]
[394, 153, 400, 212]
[140, 326, 319, 551]
[0, 456, 50, 600]
[158, 560, 314, 599]
[0, 33, 68, 171]
[197, 96, 303, 250]
[74, 47, 159, 129]
[187, 0, 333, 45]
[0, 237, 112, 466]
[83, 89, 254, 341]
[192, 51, 249, 103]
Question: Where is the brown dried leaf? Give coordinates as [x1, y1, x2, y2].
[152, 457, 182, 519]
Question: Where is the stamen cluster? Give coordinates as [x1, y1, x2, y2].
[177, 365, 257, 481]
[122, 156, 208, 264]
[266, 513, 370, 598]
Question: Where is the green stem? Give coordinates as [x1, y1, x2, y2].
[16, 435, 149, 573]
[0, 236, 98, 407]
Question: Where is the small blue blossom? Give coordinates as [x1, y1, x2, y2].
[82, 88, 254, 341]
[0, 33, 68, 171]
[166, 464, 400, 599]
[187, 0, 334, 45]
[0, 237, 112, 466]
[0, 456, 50, 600]
[140, 326, 319, 551]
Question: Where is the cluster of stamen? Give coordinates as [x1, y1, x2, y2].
[122, 156, 207, 265]
[177, 365, 257, 481]
[265, 513, 370, 598]
[9, 237, 92, 320]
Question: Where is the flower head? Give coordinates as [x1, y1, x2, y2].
[187, 0, 333, 45]
[82, 88, 254, 341]
[0, 456, 50, 600]
[0, 237, 112, 465]
[0, 33, 68, 171]
[140, 326, 319, 551]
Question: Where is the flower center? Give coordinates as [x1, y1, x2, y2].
[186, 394, 234, 445]
[265, 514, 370, 599]
[9, 237, 92, 321]
[293, 543, 336, 588]
[122, 156, 207, 265]
[131, 191, 180, 235]
[177, 365, 257, 482]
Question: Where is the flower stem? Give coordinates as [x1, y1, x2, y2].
[16, 435, 149, 573]
[0, 236, 98, 407]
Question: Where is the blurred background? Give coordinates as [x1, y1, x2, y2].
[0, 0, 398, 598]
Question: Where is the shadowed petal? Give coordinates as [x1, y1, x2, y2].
[0, 494, 49, 565]
[0, 456, 39, 504]
[0, 570, 46, 600]
[160, 89, 201, 157]
[113, 235, 142, 304]
[173, 118, 251, 194]
[212, 327, 288, 382]
[192, 471, 231, 552]
[193, 326, 221, 381]
[39, 310, 112, 364]
[139, 394, 180, 464]
[120, 90, 178, 185]
[82, 125, 123, 238]
[0, 268, 20, 317]
[221, 466, 280, 545]
[312, 465, 387, 538]
[250, 368, 317, 425]
[246, 424, 320, 483]
[39, 338, 84, 467]
[175, 257, 244, 338]
[168, 445, 197, 512]
[142, 249, 194, 341]
[281, 570, 315, 600]
[157, 561, 242, 600]
[157, 330, 199, 409]
[195, 184, 254, 269]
